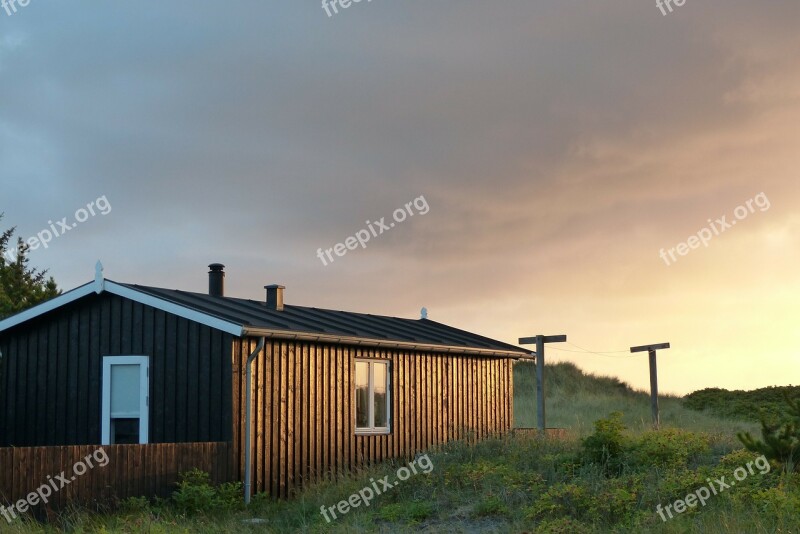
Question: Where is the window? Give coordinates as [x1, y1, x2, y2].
[355, 360, 390, 434]
[102, 356, 149, 445]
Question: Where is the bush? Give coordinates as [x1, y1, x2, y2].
[685, 386, 800, 423]
[377, 501, 435, 523]
[118, 496, 150, 514]
[581, 412, 629, 476]
[526, 483, 595, 522]
[526, 476, 642, 527]
[750, 486, 800, 516]
[533, 517, 593, 534]
[471, 495, 509, 518]
[171, 468, 244, 515]
[593, 476, 642, 524]
[630, 428, 710, 470]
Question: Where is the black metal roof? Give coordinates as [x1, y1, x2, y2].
[121, 283, 527, 355]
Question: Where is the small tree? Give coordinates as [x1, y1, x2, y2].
[0, 215, 60, 319]
[738, 394, 800, 473]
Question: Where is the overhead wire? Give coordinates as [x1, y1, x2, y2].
[542, 341, 638, 359]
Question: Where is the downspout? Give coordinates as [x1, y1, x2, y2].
[244, 336, 266, 505]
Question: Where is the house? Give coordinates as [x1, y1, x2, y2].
[0, 263, 528, 502]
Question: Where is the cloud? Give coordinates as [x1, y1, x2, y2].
[0, 0, 797, 393]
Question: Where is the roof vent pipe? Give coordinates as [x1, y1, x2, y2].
[208, 263, 225, 297]
[265, 284, 285, 311]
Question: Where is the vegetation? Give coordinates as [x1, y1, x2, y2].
[513, 361, 758, 438]
[0, 215, 60, 319]
[171, 469, 245, 514]
[739, 394, 800, 473]
[684, 385, 800, 424]
[4, 362, 799, 533]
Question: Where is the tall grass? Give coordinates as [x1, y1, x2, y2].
[513, 361, 759, 443]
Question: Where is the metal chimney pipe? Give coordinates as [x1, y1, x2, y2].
[208, 263, 225, 297]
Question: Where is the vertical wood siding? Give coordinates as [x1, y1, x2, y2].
[0, 442, 233, 515]
[0, 293, 234, 447]
[233, 339, 514, 498]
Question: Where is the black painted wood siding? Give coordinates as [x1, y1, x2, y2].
[0, 293, 234, 447]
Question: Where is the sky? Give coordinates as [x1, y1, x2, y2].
[1, 1, 798, 395]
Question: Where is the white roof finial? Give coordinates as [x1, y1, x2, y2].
[420, 307, 428, 320]
[94, 261, 105, 294]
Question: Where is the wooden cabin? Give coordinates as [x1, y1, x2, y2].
[0, 263, 527, 500]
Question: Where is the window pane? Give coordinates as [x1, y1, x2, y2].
[373, 362, 388, 428]
[355, 361, 369, 428]
[112, 418, 140, 444]
[110, 364, 140, 417]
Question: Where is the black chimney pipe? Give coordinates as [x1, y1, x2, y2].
[208, 263, 225, 297]
[265, 284, 285, 311]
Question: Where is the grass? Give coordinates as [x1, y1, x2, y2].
[513, 361, 760, 440]
[5, 362, 797, 533]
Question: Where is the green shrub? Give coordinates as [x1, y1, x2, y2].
[215, 481, 246, 512]
[655, 467, 711, 504]
[685, 386, 800, 423]
[460, 458, 529, 491]
[630, 428, 710, 470]
[471, 495, 509, 518]
[594, 476, 642, 523]
[377, 501, 435, 523]
[750, 486, 800, 516]
[533, 517, 593, 534]
[171, 468, 244, 515]
[581, 412, 629, 476]
[718, 447, 761, 469]
[117, 495, 150, 514]
[526, 483, 595, 522]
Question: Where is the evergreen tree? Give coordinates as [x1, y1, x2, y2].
[738, 394, 800, 473]
[0, 215, 60, 319]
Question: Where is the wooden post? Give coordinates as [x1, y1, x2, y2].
[519, 334, 567, 433]
[648, 350, 659, 428]
[536, 336, 545, 432]
[630, 342, 670, 429]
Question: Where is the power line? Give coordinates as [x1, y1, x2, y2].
[541, 341, 635, 358]
[566, 341, 630, 354]
[548, 348, 636, 359]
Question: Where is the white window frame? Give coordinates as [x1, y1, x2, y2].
[101, 356, 149, 445]
[354, 359, 391, 435]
